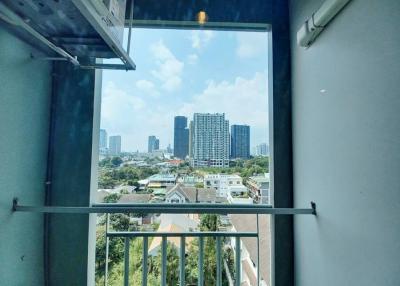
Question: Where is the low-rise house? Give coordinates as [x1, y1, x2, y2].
[230, 214, 271, 286]
[204, 174, 243, 197]
[168, 159, 183, 166]
[227, 185, 253, 204]
[117, 193, 151, 204]
[247, 173, 270, 204]
[178, 175, 204, 187]
[147, 173, 177, 189]
[148, 214, 198, 256]
[165, 183, 217, 203]
[137, 179, 149, 190]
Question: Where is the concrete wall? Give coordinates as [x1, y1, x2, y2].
[48, 61, 98, 286]
[0, 26, 51, 285]
[290, 0, 400, 285]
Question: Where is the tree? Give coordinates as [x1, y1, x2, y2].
[186, 214, 221, 285]
[119, 188, 129, 194]
[102, 193, 121, 203]
[195, 182, 204, 188]
[98, 175, 117, 189]
[95, 226, 124, 279]
[111, 156, 123, 167]
[199, 214, 220, 231]
[153, 242, 180, 285]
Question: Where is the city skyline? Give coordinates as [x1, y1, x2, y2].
[100, 112, 269, 155]
[100, 28, 269, 152]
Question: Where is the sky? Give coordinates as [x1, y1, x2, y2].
[101, 28, 269, 152]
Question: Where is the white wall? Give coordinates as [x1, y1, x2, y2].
[0, 25, 51, 285]
[290, 0, 400, 285]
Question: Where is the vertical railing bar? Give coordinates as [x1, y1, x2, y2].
[198, 237, 204, 286]
[180, 236, 186, 286]
[142, 237, 148, 286]
[216, 236, 222, 286]
[124, 237, 130, 286]
[256, 214, 260, 286]
[104, 213, 110, 286]
[161, 237, 167, 286]
[126, 0, 134, 55]
[235, 237, 241, 286]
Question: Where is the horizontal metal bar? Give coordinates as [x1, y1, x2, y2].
[13, 200, 317, 215]
[107, 231, 258, 238]
[80, 63, 134, 70]
[0, 3, 79, 66]
[30, 54, 69, 61]
[126, 19, 271, 32]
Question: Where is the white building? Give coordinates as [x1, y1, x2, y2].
[204, 174, 243, 197]
[255, 143, 269, 157]
[247, 173, 270, 204]
[230, 214, 270, 286]
[190, 113, 230, 168]
[109, 135, 121, 155]
[227, 185, 253, 204]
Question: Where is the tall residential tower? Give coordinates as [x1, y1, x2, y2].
[231, 125, 250, 159]
[99, 129, 108, 149]
[189, 113, 230, 168]
[109, 135, 121, 155]
[148, 135, 160, 153]
[173, 116, 189, 159]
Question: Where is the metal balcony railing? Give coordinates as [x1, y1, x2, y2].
[105, 219, 255, 286]
[12, 200, 316, 286]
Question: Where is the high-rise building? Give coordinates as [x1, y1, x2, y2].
[231, 125, 250, 159]
[99, 129, 108, 149]
[255, 143, 269, 156]
[173, 116, 189, 159]
[189, 120, 194, 158]
[190, 113, 230, 168]
[148, 135, 160, 153]
[154, 138, 160, 150]
[109, 135, 121, 155]
[167, 144, 173, 154]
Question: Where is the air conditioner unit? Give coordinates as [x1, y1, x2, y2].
[91, 0, 127, 46]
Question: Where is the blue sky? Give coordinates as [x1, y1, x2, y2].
[101, 29, 269, 152]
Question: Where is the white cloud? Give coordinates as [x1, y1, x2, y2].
[187, 54, 199, 65]
[135, 79, 160, 98]
[101, 73, 268, 152]
[150, 40, 184, 92]
[189, 30, 214, 50]
[236, 32, 268, 59]
[101, 81, 145, 137]
[178, 72, 269, 143]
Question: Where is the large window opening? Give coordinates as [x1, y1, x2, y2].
[95, 27, 271, 286]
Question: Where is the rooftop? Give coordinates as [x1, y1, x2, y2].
[204, 174, 242, 179]
[166, 184, 217, 203]
[230, 214, 271, 284]
[148, 174, 178, 181]
[248, 173, 270, 184]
